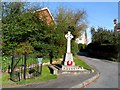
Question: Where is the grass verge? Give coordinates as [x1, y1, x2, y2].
[74, 56, 93, 70]
[1, 55, 93, 87]
[2, 66, 57, 87]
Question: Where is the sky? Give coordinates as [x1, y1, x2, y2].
[31, 2, 118, 43]
[1, 1, 119, 43]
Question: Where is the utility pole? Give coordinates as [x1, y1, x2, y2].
[113, 19, 120, 62]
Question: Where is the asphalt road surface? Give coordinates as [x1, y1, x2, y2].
[79, 55, 119, 88]
[19, 71, 96, 88]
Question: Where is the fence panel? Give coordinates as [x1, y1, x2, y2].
[9, 53, 41, 82]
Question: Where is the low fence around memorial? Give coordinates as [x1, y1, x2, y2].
[2, 54, 43, 82]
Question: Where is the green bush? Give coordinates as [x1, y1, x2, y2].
[72, 41, 78, 56]
[87, 43, 118, 53]
[2, 56, 11, 72]
[87, 43, 118, 61]
[78, 43, 87, 52]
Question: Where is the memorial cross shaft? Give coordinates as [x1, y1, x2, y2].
[65, 31, 73, 53]
[64, 31, 75, 66]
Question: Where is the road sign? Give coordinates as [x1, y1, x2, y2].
[38, 58, 43, 64]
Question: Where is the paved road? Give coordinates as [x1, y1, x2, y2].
[19, 72, 96, 88]
[79, 55, 119, 88]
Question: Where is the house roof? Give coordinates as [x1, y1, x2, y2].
[36, 7, 55, 26]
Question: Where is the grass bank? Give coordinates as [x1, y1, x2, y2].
[74, 56, 93, 70]
[2, 66, 57, 87]
[1, 55, 93, 87]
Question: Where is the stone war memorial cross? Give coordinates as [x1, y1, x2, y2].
[61, 31, 91, 74]
[64, 31, 75, 66]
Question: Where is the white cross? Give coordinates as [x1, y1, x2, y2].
[65, 31, 73, 53]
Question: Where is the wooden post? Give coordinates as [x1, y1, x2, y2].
[38, 57, 43, 75]
[24, 53, 27, 80]
[40, 64, 42, 75]
[10, 50, 14, 79]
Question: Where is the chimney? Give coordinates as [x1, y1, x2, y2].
[113, 19, 117, 32]
[113, 19, 117, 26]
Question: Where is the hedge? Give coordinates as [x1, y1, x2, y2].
[87, 43, 118, 61]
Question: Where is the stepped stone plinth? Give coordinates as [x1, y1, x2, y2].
[48, 31, 92, 75]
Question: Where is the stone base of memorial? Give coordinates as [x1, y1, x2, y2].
[61, 65, 91, 74]
[64, 53, 75, 66]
